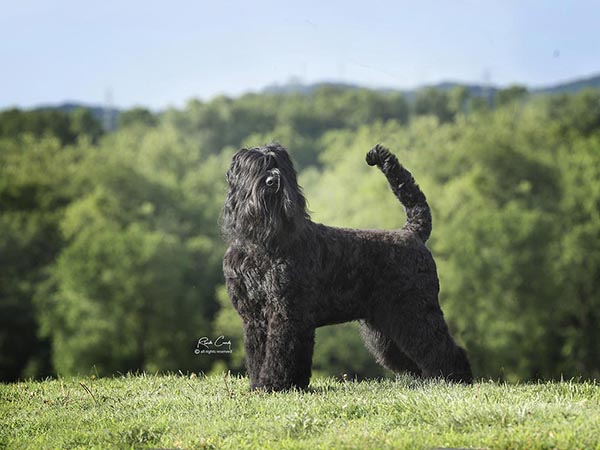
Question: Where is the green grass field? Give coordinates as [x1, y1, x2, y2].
[1, 374, 599, 449]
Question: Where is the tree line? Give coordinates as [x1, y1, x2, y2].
[1, 85, 599, 382]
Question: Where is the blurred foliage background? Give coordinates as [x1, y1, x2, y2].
[1, 85, 599, 382]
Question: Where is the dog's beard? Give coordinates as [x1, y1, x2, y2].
[222, 145, 308, 248]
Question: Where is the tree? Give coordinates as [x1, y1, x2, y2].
[496, 85, 528, 106]
[554, 136, 600, 378]
[546, 89, 600, 136]
[70, 108, 104, 143]
[0, 108, 103, 146]
[118, 107, 158, 129]
[414, 88, 454, 123]
[36, 125, 229, 376]
[0, 136, 81, 380]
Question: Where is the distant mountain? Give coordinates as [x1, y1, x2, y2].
[533, 74, 600, 94]
[261, 73, 600, 98]
[262, 80, 365, 95]
[16, 72, 600, 119]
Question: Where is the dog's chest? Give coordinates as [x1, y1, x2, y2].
[226, 246, 285, 285]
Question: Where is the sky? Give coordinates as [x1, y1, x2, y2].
[1, 0, 599, 110]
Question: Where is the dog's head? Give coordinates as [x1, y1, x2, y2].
[222, 143, 308, 246]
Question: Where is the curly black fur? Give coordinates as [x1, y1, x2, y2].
[222, 143, 472, 391]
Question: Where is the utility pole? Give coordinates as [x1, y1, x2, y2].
[483, 69, 494, 109]
[103, 88, 114, 131]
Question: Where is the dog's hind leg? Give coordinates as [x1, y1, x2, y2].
[359, 320, 422, 377]
[290, 328, 315, 389]
[375, 294, 472, 383]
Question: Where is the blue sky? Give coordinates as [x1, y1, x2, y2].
[1, 0, 599, 109]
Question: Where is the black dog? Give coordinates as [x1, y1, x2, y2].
[222, 143, 472, 391]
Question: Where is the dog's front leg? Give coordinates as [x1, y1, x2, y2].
[255, 311, 315, 392]
[224, 273, 268, 388]
[243, 319, 267, 389]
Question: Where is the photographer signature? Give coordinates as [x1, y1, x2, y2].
[194, 335, 232, 354]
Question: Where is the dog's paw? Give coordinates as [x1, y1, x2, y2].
[366, 144, 392, 167]
[251, 381, 288, 393]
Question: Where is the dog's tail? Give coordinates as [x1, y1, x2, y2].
[366, 144, 432, 242]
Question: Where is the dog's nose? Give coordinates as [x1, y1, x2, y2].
[266, 175, 277, 187]
[265, 169, 280, 188]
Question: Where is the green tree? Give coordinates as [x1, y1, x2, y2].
[414, 88, 454, 123]
[546, 89, 600, 136]
[37, 124, 228, 376]
[0, 136, 82, 380]
[118, 107, 158, 129]
[70, 108, 104, 143]
[496, 85, 528, 106]
[554, 136, 600, 378]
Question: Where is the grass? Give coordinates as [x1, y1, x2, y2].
[1, 374, 599, 449]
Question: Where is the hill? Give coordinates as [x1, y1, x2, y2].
[261, 72, 600, 98]
[16, 72, 600, 117]
[533, 73, 600, 94]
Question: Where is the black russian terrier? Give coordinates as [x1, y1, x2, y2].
[222, 143, 472, 391]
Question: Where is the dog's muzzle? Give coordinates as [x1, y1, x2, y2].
[265, 169, 281, 192]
